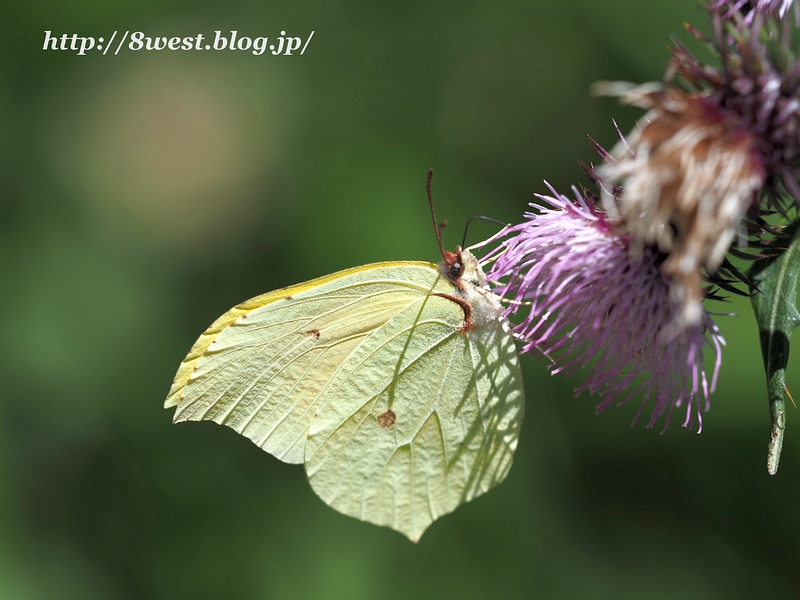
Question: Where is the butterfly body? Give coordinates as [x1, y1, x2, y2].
[166, 250, 524, 540]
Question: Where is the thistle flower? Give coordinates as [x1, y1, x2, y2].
[484, 185, 725, 433]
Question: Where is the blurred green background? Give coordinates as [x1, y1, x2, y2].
[2, 0, 799, 598]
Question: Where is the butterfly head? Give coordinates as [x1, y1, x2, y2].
[439, 246, 486, 288]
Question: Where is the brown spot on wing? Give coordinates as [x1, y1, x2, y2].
[285, 295, 293, 300]
[307, 329, 320, 340]
[378, 410, 396, 428]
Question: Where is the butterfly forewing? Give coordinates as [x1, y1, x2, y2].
[170, 263, 453, 464]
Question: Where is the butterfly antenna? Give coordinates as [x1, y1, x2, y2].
[427, 169, 447, 260]
[461, 215, 508, 248]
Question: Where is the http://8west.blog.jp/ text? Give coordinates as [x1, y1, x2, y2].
[42, 30, 314, 56]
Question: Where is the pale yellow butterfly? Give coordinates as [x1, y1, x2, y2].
[165, 173, 525, 541]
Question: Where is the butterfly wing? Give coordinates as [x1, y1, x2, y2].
[305, 290, 524, 541]
[167, 262, 452, 464]
[166, 260, 524, 540]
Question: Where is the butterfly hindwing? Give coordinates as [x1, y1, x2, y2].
[305, 292, 524, 541]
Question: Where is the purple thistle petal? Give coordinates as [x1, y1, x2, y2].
[485, 185, 725, 433]
[713, 0, 796, 22]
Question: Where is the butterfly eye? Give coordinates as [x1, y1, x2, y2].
[450, 261, 464, 278]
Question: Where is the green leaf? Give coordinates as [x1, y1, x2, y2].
[749, 221, 800, 475]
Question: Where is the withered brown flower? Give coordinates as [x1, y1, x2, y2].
[599, 88, 765, 327]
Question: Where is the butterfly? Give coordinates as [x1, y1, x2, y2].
[164, 172, 525, 541]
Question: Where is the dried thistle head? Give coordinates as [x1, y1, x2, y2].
[598, 88, 765, 326]
[596, 6, 800, 327]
